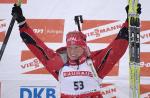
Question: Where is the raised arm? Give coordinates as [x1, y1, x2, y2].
[12, 4, 64, 79]
[91, 4, 141, 79]
[91, 21, 129, 79]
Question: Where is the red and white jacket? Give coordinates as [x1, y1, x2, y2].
[19, 21, 129, 98]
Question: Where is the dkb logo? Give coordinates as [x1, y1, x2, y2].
[20, 86, 56, 98]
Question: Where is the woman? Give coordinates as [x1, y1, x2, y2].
[11, 3, 141, 98]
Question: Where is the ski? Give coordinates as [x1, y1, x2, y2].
[128, 0, 141, 98]
[0, 0, 22, 61]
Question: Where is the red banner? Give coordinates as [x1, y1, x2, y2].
[0, 0, 27, 4]
[20, 50, 49, 74]
[26, 19, 64, 43]
[100, 83, 117, 98]
[140, 52, 150, 76]
[0, 32, 5, 42]
[82, 20, 150, 44]
[141, 84, 150, 97]
[0, 20, 6, 42]
[82, 20, 119, 43]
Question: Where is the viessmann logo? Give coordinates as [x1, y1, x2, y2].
[82, 20, 150, 44]
[140, 84, 150, 98]
[0, 0, 27, 4]
[140, 52, 150, 76]
[82, 20, 121, 43]
[26, 19, 64, 43]
[20, 50, 49, 74]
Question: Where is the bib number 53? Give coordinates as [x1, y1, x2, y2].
[74, 81, 84, 90]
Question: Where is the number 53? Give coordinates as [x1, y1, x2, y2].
[74, 81, 84, 90]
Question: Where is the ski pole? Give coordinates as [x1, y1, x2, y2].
[0, 0, 22, 61]
[74, 15, 83, 31]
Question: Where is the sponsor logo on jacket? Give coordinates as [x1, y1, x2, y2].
[63, 71, 93, 77]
